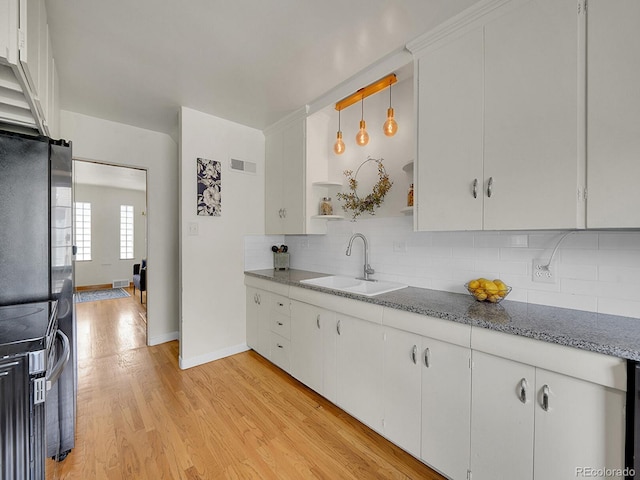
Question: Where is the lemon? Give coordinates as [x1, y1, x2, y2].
[474, 290, 487, 301]
[484, 281, 499, 295]
[468, 280, 480, 290]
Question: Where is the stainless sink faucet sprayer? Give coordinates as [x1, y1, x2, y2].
[346, 233, 375, 281]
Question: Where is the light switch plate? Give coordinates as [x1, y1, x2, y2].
[188, 222, 199, 236]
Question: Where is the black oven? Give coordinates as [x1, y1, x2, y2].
[0, 300, 69, 479]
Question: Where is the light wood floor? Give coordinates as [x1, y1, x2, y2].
[46, 288, 444, 479]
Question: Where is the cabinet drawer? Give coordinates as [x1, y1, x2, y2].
[270, 294, 290, 317]
[271, 313, 291, 339]
[270, 333, 291, 372]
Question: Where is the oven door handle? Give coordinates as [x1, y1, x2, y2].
[46, 329, 70, 391]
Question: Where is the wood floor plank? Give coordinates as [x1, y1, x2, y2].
[46, 287, 444, 480]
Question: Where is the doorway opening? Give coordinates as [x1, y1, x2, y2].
[72, 159, 149, 341]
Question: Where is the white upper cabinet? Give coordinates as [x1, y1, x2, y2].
[0, 0, 58, 135]
[410, 0, 584, 231]
[0, 0, 18, 65]
[483, 0, 581, 230]
[416, 27, 484, 231]
[586, 0, 640, 228]
[264, 111, 306, 235]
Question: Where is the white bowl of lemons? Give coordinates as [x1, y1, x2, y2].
[465, 278, 511, 303]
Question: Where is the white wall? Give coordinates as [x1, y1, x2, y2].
[60, 110, 179, 345]
[307, 75, 414, 221]
[74, 183, 147, 287]
[179, 106, 265, 369]
[285, 218, 640, 319]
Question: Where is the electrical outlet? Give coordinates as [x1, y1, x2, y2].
[532, 259, 555, 283]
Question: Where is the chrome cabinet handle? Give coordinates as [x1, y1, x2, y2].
[487, 177, 493, 198]
[337, 319, 341, 335]
[257, 294, 261, 305]
[472, 178, 478, 199]
[411, 345, 418, 364]
[282, 208, 287, 218]
[277, 321, 283, 326]
[278, 208, 282, 218]
[541, 385, 550, 411]
[278, 302, 284, 307]
[424, 348, 430, 368]
[316, 314, 320, 329]
[519, 378, 528, 404]
[277, 343, 283, 349]
[253, 293, 257, 303]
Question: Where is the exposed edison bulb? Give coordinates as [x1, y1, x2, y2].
[383, 107, 398, 137]
[333, 131, 345, 155]
[356, 120, 369, 146]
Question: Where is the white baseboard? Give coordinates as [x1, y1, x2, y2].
[147, 331, 179, 346]
[179, 343, 249, 370]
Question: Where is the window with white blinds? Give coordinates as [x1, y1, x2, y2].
[120, 205, 134, 260]
[74, 202, 92, 261]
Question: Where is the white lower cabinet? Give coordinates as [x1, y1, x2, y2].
[382, 327, 422, 457]
[336, 313, 384, 434]
[290, 300, 337, 401]
[533, 368, 626, 480]
[245, 287, 270, 359]
[246, 277, 626, 480]
[470, 351, 626, 480]
[470, 351, 535, 480]
[421, 336, 471, 480]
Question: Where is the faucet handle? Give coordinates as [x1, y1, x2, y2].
[365, 265, 375, 275]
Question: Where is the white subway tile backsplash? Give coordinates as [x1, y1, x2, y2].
[597, 297, 640, 319]
[269, 218, 640, 319]
[599, 232, 640, 250]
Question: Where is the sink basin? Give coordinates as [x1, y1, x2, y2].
[300, 275, 407, 297]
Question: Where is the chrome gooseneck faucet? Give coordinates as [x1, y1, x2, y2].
[346, 233, 375, 281]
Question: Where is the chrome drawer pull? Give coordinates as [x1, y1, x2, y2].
[542, 385, 550, 411]
[519, 378, 528, 404]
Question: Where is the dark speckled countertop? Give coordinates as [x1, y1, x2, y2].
[245, 268, 640, 361]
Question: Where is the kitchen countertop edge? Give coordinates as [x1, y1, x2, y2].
[245, 269, 640, 362]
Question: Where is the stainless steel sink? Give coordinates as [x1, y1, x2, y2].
[300, 275, 407, 297]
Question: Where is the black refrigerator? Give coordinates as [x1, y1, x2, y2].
[0, 130, 77, 463]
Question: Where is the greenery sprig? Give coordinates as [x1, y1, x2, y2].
[337, 158, 392, 220]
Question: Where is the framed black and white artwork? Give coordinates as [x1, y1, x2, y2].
[197, 157, 222, 216]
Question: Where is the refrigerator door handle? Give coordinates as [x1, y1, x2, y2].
[72, 245, 78, 256]
[46, 330, 70, 391]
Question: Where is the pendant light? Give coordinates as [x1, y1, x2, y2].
[383, 80, 398, 137]
[333, 109, 345, 155]
[355, 98, 369, 146]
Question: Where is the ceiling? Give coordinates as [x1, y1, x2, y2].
[44, 0, 479, 141]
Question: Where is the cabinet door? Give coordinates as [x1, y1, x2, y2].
[382, 327, 421, 457]
[533, 369, 625, 480]
[483, 0, 580, 230]
[290, 301, 324, 394]
[586, 0, 640, 228]
[470, 351, 535, 480]
[421, 337, 471, 480]
[264, 117, 306, 235]
[245, 287, 260, 350]
[18, 0, 43, 98]
[416, 27, 484, 231]
[281, 118, 305, 234]
[255, 290, 271, 359]
[264, 131, 284, 234]
[0, 0, 18, 65]
[336, 314, 384, 433]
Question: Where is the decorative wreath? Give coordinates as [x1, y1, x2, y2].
[337, 157, 392, 220]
